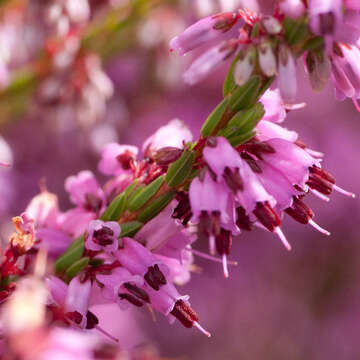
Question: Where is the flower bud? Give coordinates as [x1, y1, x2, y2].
[233, 46, 256, 86]
[258, 42, 277, 77]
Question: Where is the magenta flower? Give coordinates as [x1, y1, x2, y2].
[85, 219, 121, 253]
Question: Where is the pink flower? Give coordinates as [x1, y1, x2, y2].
[98, 143, 138, 176]
[259, 89, 287, 123]
[85, 220, 121, 253]
[142, 119, 193, 155]
[96, 267, 145, 309]
[65, 171, 105, 213]
[170, 12, 240, 55]
[35, 228, 73, 256]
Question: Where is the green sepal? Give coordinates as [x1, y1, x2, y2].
[303, 36, 324, 52]
[228, 130, 256, 147]
[55, 237, 85, 274]
[65, 257, 89, 282]
[138, 190, 176, 223]
[201, 97, 229, 137]
[283, 16, 309, 46]
[120, 221, 144, 237]
[165, 151, 195, 188]
[228, 76, 262, 112]
[223, 52, 243, 97]
[128, 175, 165, 212]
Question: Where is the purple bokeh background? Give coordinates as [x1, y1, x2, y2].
[1, 3, 360, 358]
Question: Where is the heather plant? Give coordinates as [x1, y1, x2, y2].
[0, 1, 359, 359]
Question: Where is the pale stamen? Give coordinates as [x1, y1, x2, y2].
[274, 227, 292, 251]
[310, 188, 330, 202]
[222, 254, 229, 278]
[284, 102, 306, 110]
[209, 235, 216, 255]
[332, 184, 355, 198]
[95, 325, 119, 343]
[188, 248, 238, 265]
[193, 321, 211, 338]
[308, 219, 331, 236]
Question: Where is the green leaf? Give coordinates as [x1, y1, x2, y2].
[138, 190, 176, 223]
[65, 257, 89, 282]
[228, 76, 262, 112]
[55, 239, 85, 274]
[120, 221, 144, 237]
[128, 175, 165, 212]
[89, 258, 104, 267]
[165, 151, 195, 188]
[101, 193, 126, 221]
[201, 97, 229, 137]
[303, 36, 324, 52]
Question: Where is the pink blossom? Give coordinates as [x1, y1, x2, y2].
[85, 219, 120, 253]
[279, 0, 306, 18]
[98, 143, 138, 176]
[170, 12, 240, 55]
[259, 89, 287, 123]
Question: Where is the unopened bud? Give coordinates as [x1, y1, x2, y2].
[234, 46, 256, 86]
[258, 42, 277, 77]
[153, 147, 183, 166]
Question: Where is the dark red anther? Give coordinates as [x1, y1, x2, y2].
[211, 211, 221, 238]
[116, 150, 134, 170]
[309, 166, 335, 184]
[240, 153, 262, 173]
[123, 282, 150, 303]
[93, 226, 114, 246]
[172, 192, 192, 224]
[307, 173, 333, 195]
[66, 311, 83, 325]
[223, 167, 244, 193]
[253, 202, 281, 232]
[118, 293, 143, 307]
[198, 211, 212, 242]
[215, 229, 232, 256]
[153, 147, 183, 166]
[144, 265, 167, 291]
[285, 197, 314, 224]
[236, 206, 253, 231]
[212, 12, 240, 32]
[241, 140, 276, 159]
[86, 310, 99, 329]
[170, 300, 199, 328]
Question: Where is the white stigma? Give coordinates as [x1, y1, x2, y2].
[306, 148, 324, 158]
[308, 219, 331, 236]
[95, 325, 119, 343]
[310, 188, 330, 202]
[194, 321, 211, 338]
[222, 254, 229, 278]
[284, 102, 306, 110]
[188, 248, 238, 266]
[332, 184, 356, 198]
[274, 227, 292, 251]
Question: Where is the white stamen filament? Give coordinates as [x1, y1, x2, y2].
[308, 219, 331, 236]
[188, 248, 238, 266]
[222, 254, 229, 278]
[95, 325, 119, 343]
[310, 188, 330, 202]
[332, 184, 355, 198]
[274, 227, 292, 251]
[193, 321, 211, 338]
